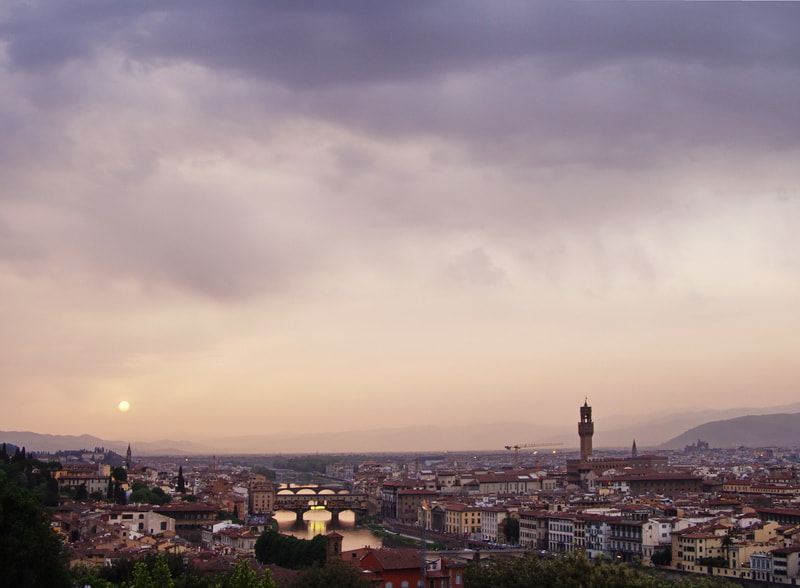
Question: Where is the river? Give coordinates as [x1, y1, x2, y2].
[273, 509, 382, 552]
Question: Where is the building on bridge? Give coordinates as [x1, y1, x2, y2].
[275, 485, 369, 523]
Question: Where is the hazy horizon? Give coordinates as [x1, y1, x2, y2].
[5, 402, 800, 455]
[2, 2, 799, 444]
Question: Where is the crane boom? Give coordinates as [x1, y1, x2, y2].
[504, 442, 564, 470]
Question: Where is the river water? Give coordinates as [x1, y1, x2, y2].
[273, 509, 382, 552]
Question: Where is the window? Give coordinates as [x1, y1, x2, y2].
[385, 583, 393, 588]
[402, 582, 409, 588]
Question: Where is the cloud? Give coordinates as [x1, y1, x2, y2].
[2, 2, 800, 438]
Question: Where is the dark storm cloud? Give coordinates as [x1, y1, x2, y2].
[4, 0, 796, 161]
[4, 1, 800, 84]
[2, 1, 800, 300]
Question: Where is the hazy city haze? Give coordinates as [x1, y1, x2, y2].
[1, 2, 799, 446]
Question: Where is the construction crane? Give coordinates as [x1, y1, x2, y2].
[504, 442, 563, 470]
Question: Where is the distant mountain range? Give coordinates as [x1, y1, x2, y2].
[3, 402, 800, 455]
[660, 412, 800, 449]
[0, 431, 212, 456]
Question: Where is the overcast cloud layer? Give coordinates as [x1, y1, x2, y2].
[1, 1, 799, 446]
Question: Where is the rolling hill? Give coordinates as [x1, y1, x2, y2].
[661, 412, 800, 449]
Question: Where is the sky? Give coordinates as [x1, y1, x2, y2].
[1, 1, 799, 445]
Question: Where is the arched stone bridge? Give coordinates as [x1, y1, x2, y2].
[274, 485, 369, 523]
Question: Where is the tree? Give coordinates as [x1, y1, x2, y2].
[112, 466, 128, 482]
[251, 466, 277, 481]
[290, 560, 371, 588]
[177, 465, 187, 493]
[96, 552, 196, 586]
[227, 560, 276, 588]
[0, 478, 71, 587]
[722, 533, 732, 564]
[123, 554, 175, 588]
[115, 480, 128, 505]
[502, 517, 520, 545]
[651, 548, 671, 566]
[70, 564, 115, 588]
[464, 551, 736, 588]
[152, 486, 170, 504]
[150, 553, 175, 588]
[130, 561, 154, 588]
[255, 529, 326, 570]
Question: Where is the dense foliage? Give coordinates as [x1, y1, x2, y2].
[73, 553, 276, 588]
[129, 481, 171, 505]
[254, 529, 326, 570]
[250, 466, 276, 481]
[289, 560, 371, 588]
[0, 448, 71, 587]
[0, 443, 61, 505]
[650, 548, 671, 566]
[465, 552, 736, 588]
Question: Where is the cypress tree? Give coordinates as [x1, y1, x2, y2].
[176, 465, 186, 493]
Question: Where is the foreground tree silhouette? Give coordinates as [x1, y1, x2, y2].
[126, 554, 175, 588]
[228, 560, 277, 588]
[0, 476, 71, 587]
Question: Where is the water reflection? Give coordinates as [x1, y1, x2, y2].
[273, 509, 381, 551]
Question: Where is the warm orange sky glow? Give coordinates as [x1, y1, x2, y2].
[1, 2, 799, 449]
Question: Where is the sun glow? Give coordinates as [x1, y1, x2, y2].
[118, 400, 130, 412]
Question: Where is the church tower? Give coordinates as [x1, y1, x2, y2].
[631, 439, 638, 458]
[325, 531, 343, 561]
[578, 399, 594, 461]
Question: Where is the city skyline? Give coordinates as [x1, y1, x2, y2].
[1, 2, 799, 442]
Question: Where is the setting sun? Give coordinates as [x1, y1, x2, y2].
[118, 400, 130, 412]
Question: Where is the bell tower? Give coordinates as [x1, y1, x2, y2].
[578, 399, 594, 461]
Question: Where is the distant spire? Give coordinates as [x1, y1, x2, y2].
[631, 439, 638, 458]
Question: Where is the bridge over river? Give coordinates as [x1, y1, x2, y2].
[274, 484, 369, 523]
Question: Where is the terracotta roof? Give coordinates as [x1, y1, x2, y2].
[362, 548, 421, 571]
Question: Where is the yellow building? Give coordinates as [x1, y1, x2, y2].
[444, 503, 482, 537]
[672, 527, 726, 572]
